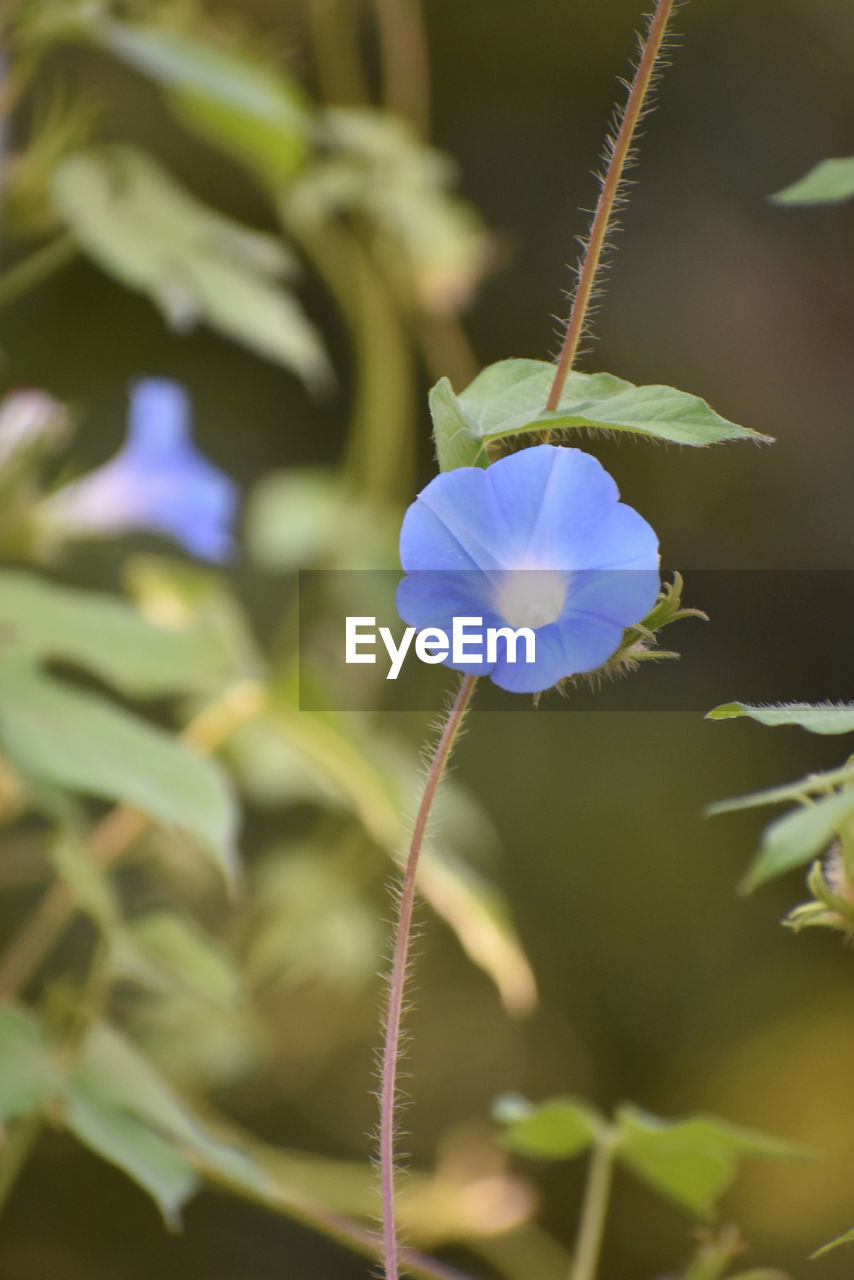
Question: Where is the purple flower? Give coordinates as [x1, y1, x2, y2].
[396, 444, 660, 693]
[47, 379, 238, 561]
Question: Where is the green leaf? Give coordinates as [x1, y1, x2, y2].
[811, 1224, 854, 1259]
[707, 701, 854, 735]
[172, 93, 306, 188]
[264, 698, 400, 849]
[772, 158, 854, 207]
[51, 832, 122, 935]
[286, 108, 489, 315]
[247, 845, 383, 991]
[706, 762, 854, 817]
[418, 848, 537, 1016]
[739, 790, 854, 893]
[74, 1023, 267, 1196]
[88, 21, 311, 186]
[492, 1093, 602, 1160]
[0, 1007, 59, 1121]
[122, 555, 265, 685]
[429, 377, 489, 471]
[614, 1107, 807, 1219]
[51, 146, 330, 389]
[245, 468, 348, 570]
[77, 1023, 204, 1140]
[95, 22, 308, 133]
[226, 717, 334, 809]
[0, 662, 238, 883]
[245, 469, 398, 571]
[0, 570, 230, 697]
[122, 990, 260, 1090]
[64, 1075, 198, 1229]
[121, 911, 241, 1009]
[430, 359, 767, 469]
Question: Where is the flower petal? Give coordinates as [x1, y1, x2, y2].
[127, 378, 193, 458]
[488, 621, 569, 693]
[44, 379, 238, 562]
[396, 570, 502, 634]
[489, 613, 625, 693]
[554, 500, 659, 571]
[396, 444, 661, 694]
[400, 466, 515, 571]
[564, 568, 661, 628]
[484, 444, 620, 567]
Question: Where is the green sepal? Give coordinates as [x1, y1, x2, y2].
[738, 791, 854, 894]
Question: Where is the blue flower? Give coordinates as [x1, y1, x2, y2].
[396, 444, 660, 693]
[47, 379, 238, 561]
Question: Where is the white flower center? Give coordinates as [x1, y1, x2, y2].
[494, 569, 567, 629]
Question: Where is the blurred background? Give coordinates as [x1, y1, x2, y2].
[3, 1, 854, 1277]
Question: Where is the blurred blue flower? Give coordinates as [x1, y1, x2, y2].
[47, 379, 238, 561]
[397, 444, 660, 693]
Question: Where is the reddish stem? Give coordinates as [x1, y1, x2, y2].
[379, 673, 477, 1279]
[546, 0, 678, 411]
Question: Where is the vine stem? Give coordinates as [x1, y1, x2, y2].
[280, 208, 416, 507]
[380, 673, 478, 1280]
[305, 0, 371, 105]
[546, 0, 678, 411]
[371, 0, 431, 136]
[568, 1132, 617, 1280]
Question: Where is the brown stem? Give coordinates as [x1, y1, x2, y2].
[414, 312, 479, 394]
[371, 0, 431, 136]
[379, 674, 477, 1280]
[546, 0, 678, 411]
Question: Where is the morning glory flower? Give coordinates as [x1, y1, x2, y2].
[46, 379, 238, 561]
[396, 444, 660, 693]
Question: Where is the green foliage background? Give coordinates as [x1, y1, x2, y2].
[3, 1, 854, 1278]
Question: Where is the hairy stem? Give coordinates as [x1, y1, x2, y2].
[569, 1133, 617, 1280]
[0, 681, 264, 999]
[194, 1120, 481, 1280]
[380, 673, 478, 1280]
[546, 0, 678, 410]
